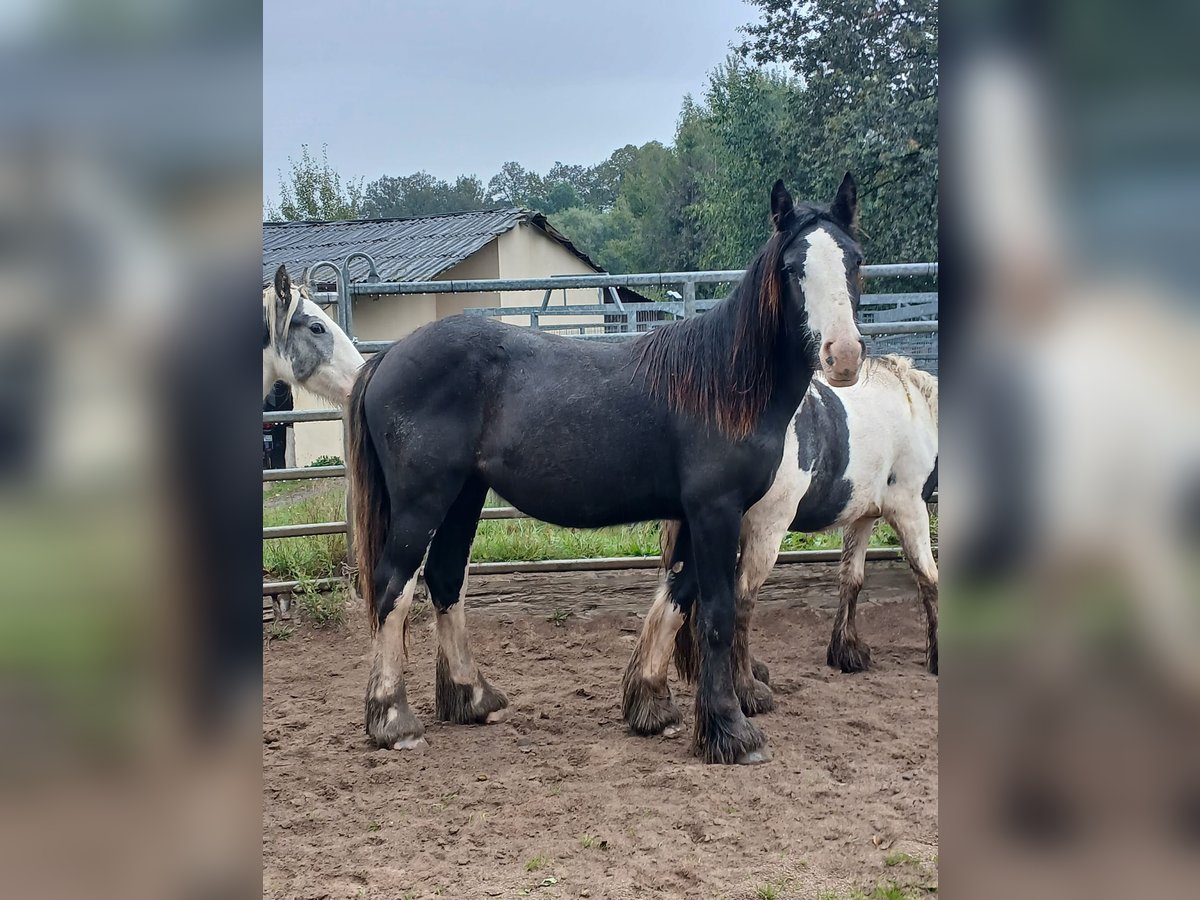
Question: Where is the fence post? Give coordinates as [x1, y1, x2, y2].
[682, 280, 697, 318]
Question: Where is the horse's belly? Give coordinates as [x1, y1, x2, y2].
[477, 430, 680, 528]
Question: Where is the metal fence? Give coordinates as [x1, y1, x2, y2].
[263, 258, 938, 596]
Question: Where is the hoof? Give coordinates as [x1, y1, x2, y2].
[751, 656, 771, 686]
[692, 706, 769, 765]
[621, 672, 683, 736]
[392, 735, 428, 751]
[827, 634, 872, 673]
[365, 694, 425, 750]
[435, 654, 509, 724]
[737, 745, 773, 765]
[736, 677, 775, 717]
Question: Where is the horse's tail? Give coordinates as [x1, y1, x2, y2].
[347, 350, 389, 635]
[660, 520, 702, 682]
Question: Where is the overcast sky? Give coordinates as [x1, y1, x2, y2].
[263, 0, 755, 203]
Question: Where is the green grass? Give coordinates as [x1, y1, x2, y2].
[755, 885, 780, 900]
[884, 851, 916, 867]
[294, 580, 348, 627]
[264, 620, 293, 642]
[262, 479, 314, 503]
[262, 486, 935, 581]
[524, 855, 546, 872]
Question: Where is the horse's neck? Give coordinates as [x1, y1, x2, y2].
[764, 305, 818, 425]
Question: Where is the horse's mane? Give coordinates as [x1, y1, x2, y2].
[632, 209, 829, 440]
[861, 354, 939, 424]
[263, 282, 308, 349]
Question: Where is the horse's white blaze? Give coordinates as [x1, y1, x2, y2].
[373, 573, 417, 700]
[639, 584, 685, 681]
[800, 227, 860, 350]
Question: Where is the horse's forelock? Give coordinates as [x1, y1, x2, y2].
[264, 283, 305, 350]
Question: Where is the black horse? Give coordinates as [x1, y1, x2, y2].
[347, 175, 864, 764]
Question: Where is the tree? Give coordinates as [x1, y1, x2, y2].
[362, 172, 490, 218]
[487, 161, 540, 206]
[268, 144, 364, 221]
[738, 0, 938, 265]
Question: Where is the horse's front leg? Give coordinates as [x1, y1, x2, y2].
[688, 502, 770, 764]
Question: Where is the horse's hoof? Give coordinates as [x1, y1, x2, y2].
[827, 636, 872, 673]
[661, 724, 682, 738]
[365, 695, 425, 750]
[621, 673, 683, 736]
[737, 745, 772, 765]
[751, 656, 771, 686]
[485, 707, 510, 724]
[391, 736, 428, 750]
[737, 678, 775, 717]
[692, 709, 768, 765]
[435, 656, 509, 724]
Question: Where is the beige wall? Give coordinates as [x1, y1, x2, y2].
[495, 223, 608, 333]
[288, 228, 606, 465]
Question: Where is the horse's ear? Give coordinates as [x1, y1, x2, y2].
[830, 171, 858, 233]
[770, 179, 795, 231]
[274, 264, 292, 302]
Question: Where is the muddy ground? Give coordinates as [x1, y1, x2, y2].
[264, 562, 938, 900]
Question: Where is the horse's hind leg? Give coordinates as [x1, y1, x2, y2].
[426, 476, 509, 724]
[365, 533, 434, 750]
[621, 521, 689, 736]
[827, 516, 876, 673]
[365, 471, 471, 749]
[888, 497, 939, 674]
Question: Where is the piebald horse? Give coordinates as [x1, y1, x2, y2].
[346, 175, 865, 764]
[263, 264, 363, 406]
[623, 356, 938, 736]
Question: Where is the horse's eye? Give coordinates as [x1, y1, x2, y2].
[308, 321, 326, 335]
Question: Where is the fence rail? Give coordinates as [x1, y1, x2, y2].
[264, 260, 938, 594]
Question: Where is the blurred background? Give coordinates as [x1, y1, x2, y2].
[0, 1, 1196, 898]
[0, 2, 262, 899]
[942, 0, 1200, 898]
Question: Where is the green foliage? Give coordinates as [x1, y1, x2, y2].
[307, 455, 343, 468]
[739, 0, 939, 266]
[294, 579, 348, 628]
[361, 171, 490, 218]
[269, 143, 364, 221]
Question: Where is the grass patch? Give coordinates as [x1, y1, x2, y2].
[821, 881, 933, 900]
[263, 486, 935, 581]
[884, 851, 916, 867]
[294, 580, 348, 628]
[262, 479, 313, 503]
[524, 855, 546, 872]
[547, 608, 573, 627]
[578, 833, 599, 848]
[264, 620, 293, 643]
[263, 485, 348, 581]
[755, 885, 780, 900]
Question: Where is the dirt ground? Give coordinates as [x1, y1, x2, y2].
[263, 562, 938, 900]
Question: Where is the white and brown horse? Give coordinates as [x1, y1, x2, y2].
[622, 355, 939, 735]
